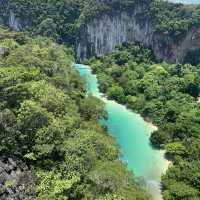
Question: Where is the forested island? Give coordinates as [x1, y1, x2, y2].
[0, 0, 200, 199]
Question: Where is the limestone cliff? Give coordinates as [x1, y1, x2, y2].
[1, 0, 200, 64]
[76, 6, 200, 63]
[0, 0, 24, 32]
[8, 12, 22, 31]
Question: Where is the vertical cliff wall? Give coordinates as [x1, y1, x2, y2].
[76, 6, 200, 63]
[1, 0, 200, 64]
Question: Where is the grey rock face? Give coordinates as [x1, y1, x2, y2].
[9, 12, 22, 31]
[0, 156, 36, 200]
[77, 10, 152, 59]
[0, 47, 9, 57]
[76, 7, 200, 63]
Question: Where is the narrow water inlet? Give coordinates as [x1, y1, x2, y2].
[74, 64, 169, 200]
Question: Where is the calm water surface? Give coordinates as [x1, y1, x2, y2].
[74, 64, 169, 200]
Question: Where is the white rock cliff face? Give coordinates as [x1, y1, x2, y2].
[76, 8, 200, 63]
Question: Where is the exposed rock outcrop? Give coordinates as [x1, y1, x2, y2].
[76, 7, 200, 63]
[8, 12, 22, 31]
[0, 156, 36, 200]
[0, 47, 9, 57]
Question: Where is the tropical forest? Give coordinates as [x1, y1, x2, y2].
[0, 0, 200, 200]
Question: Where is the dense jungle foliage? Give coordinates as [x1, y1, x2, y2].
[1, 0, 200, 199]
[0, 28, 150, 200]
[87, 44, 200, 200]
[1, 0, 200, 44]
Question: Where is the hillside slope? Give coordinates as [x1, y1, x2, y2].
[0, 27, 150, 200]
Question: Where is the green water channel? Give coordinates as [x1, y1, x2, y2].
[74, 64, 169, 200]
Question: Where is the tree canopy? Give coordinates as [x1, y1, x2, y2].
[0, 28, 150, 199]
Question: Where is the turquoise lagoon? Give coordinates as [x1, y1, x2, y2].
[74, 64, 169, 200]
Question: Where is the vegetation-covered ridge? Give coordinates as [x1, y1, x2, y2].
[0, 28, 150, 199]
[87, 43, 200, 200]
[1, 0, 200, 45]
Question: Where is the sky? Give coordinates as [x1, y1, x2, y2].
[168, 0, 200, 4]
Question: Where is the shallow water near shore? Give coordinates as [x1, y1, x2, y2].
[74, 64, 169, 200]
